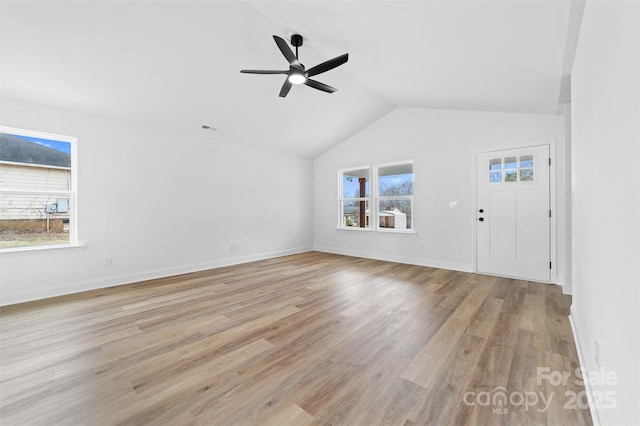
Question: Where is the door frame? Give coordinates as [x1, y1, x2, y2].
[472, 142, 558, 284]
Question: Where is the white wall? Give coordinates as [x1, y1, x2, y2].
[313, 107, 567, 282]
[0, 98, 314, 305]
[570, 1, 639, 424]
[561, 103, 573, 294]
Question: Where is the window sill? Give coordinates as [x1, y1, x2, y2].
[336, 227, 417, 235]
[376, 228, 417, 234]
[0, 243, 86, 255]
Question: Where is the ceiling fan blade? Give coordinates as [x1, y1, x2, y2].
[306, 53, 349, 78]
[304, 78, 337, 94]
[241, 69, 289, 74]
[273, 35, 301, 68]
[279, 79, 293, 97]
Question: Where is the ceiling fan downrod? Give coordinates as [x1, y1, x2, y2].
[290, 34, 303, 60]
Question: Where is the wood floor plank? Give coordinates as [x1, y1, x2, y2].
[406, 332, 486, 425]
[259, 401, 315, 426]
[320, 351, 413, 426]
[401, 282, 493, 387]
[0, 252, 592, 425]
[466, 295, 504, 338]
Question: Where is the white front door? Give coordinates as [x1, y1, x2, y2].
[476, 145, 550, 282]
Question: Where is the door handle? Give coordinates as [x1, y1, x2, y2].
[478, 217, 484, 222]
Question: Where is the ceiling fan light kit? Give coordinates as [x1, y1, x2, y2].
[288, 72, 306, 85]
[241, 33, 349, 98]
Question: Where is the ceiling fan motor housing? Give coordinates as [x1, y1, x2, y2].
[290, 34, 304, 47]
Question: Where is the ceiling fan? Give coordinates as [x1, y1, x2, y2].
[241, 34, 349, 98]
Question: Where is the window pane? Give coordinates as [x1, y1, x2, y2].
[342, 200, 369, 228]
[378, 163, 413, 196]
[520, 155, 534, 168]
[342, 168, 369, 198]
[0, 133, 71, 190]
[379, 199, 411, 229]
[489, 171, 502, 183]
[504, 157, 517, 169]
[0, 193, 71, 248]
[520, 169, 534, 181]
[505, 170, 518, 182]
[489, 158, 501, 171]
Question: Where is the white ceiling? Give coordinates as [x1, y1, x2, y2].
[1, 1, 574, 158]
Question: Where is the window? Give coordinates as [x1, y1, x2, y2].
[339, 160, 414, 232]
[339, 166, 370, 228]
[0, 126, 77, 250]
[489, 155, 535, 184]
[376, 161, 413, 230]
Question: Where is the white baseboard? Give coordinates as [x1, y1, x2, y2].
[569, 306, 604, 426]
[556, 273, 572, 295]
[0, 246, 312, 306]
[313, 245, 473, 273]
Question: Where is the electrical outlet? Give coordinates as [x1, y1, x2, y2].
[104, 258, 113, 268]
[419, 244, 426, 252]
[595, 340, 600, 367]
[229, 244, 239, 252]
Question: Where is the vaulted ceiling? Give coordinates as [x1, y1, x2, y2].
[1, 1, 576, 157]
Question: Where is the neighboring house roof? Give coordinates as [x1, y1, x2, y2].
[0, 133, 70, 168]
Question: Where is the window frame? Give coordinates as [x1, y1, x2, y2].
[338, 165, 371, 230]
[489, 154, 536, 184]
[338, 159, 415, 233]
[374, 160, 414, 233]
[0, 126, 78, 252]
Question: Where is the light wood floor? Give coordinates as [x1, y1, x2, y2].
[1, 252, 592, 425]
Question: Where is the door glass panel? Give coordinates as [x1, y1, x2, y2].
[504, 156, 517, 182]
[520, 155, 533, 168]
[487, 154, 536, 183]
[489, 158, 502, 183]
[504, 157, 517, 169]
[520, 169, 534, 181]
[505, 170, 518, 182]
[519, 155, 534, 182]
